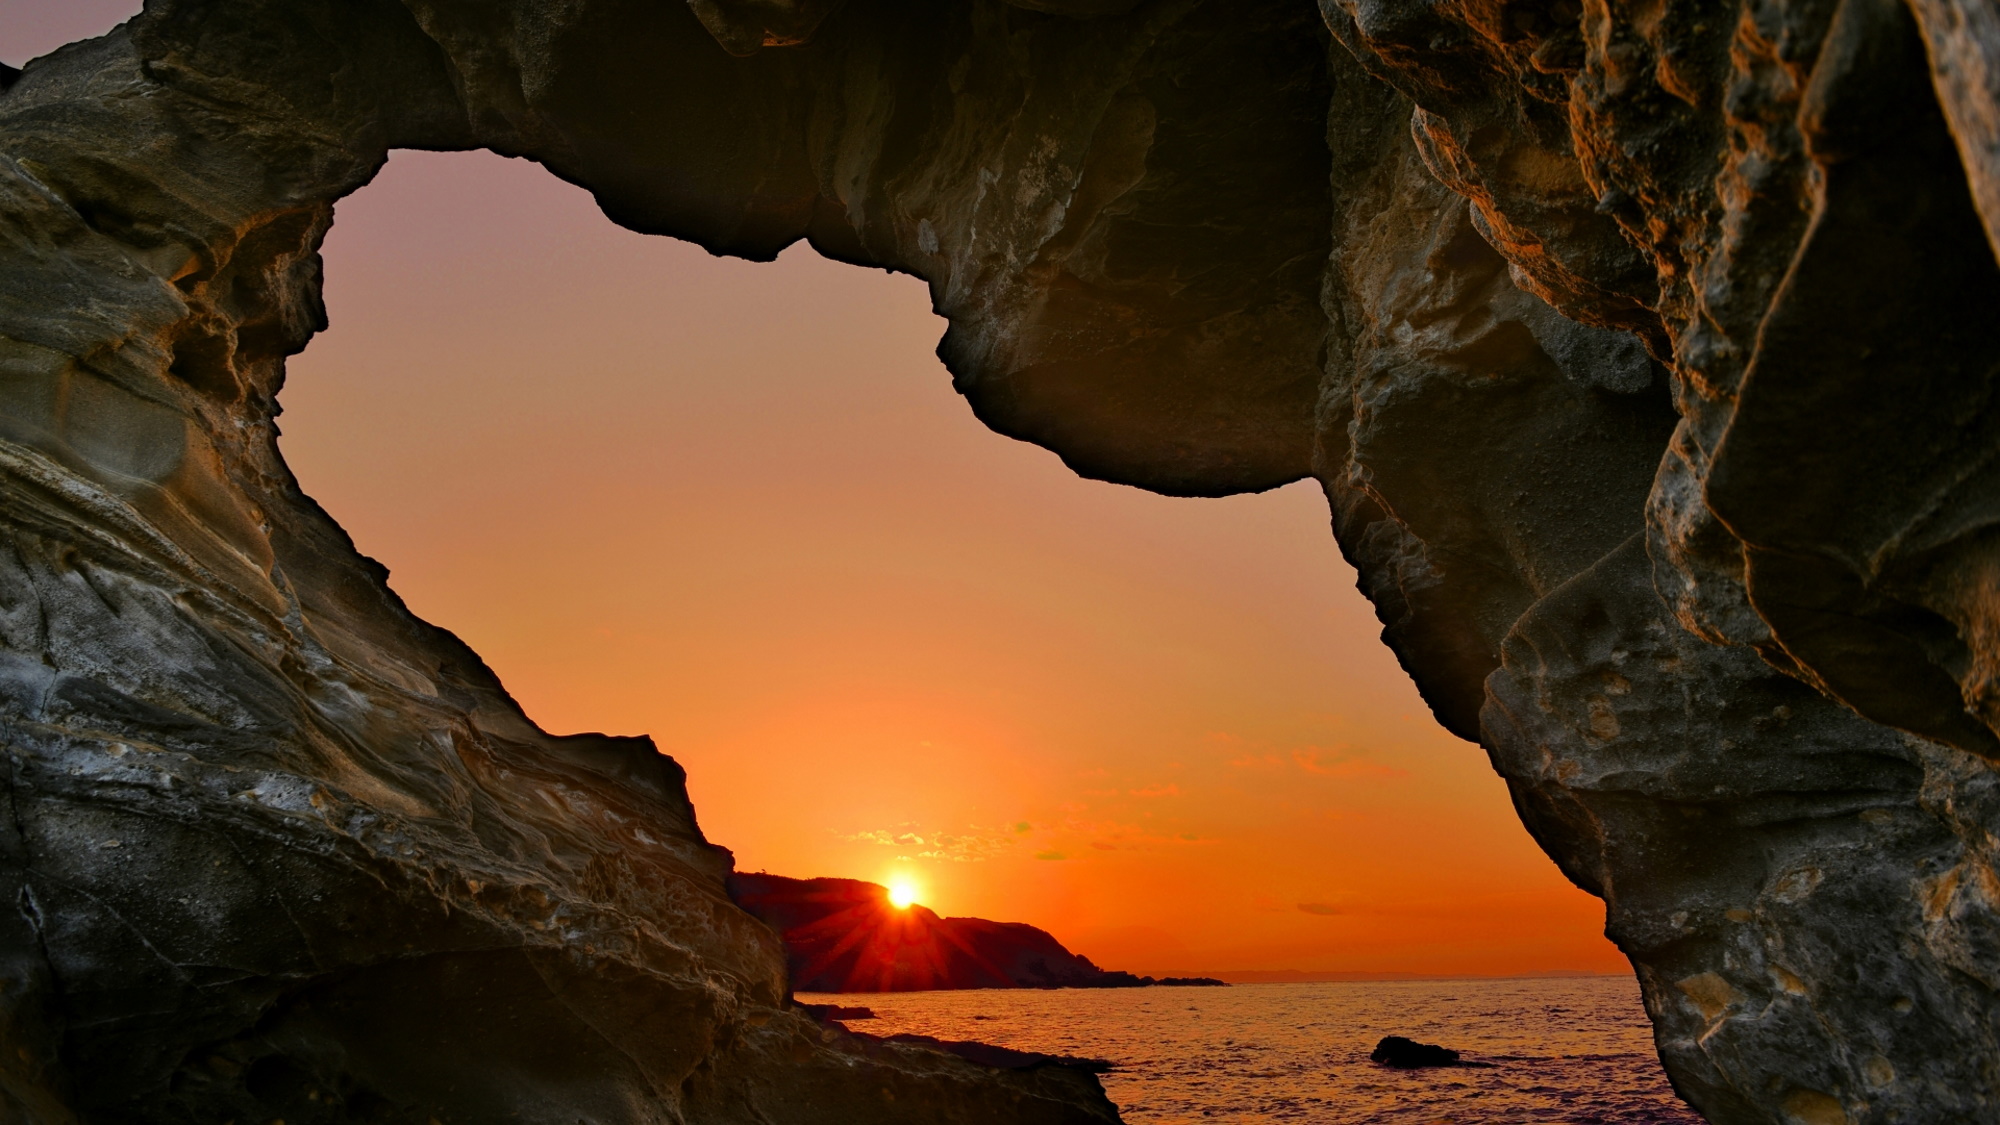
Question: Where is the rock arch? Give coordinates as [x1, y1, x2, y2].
[1, 1, 1998, 1121]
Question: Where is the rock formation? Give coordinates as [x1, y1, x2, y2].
[2, 0, 1999, 1122]
[728, 872, 1223, 990]
[0, 7, 1124, 1123]
[1368, 1036, 1471, 1070]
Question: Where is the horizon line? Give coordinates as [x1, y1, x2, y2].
[1132, 968, 1626, 983]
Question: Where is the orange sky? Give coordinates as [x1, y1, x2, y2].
[7, 11, 1624, 977]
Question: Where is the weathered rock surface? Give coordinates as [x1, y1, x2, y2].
[729, 872, 1224, 990]
[0, 8, 1125, 1124]
[4, 0, 2000, 1123]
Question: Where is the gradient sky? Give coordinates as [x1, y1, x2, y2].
[5, 5, 1623, 976]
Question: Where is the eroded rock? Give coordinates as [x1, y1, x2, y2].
[0, 9, 1123, 1124]
[5, 0, 2000, 1123]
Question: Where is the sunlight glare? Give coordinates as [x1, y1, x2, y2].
[887, 878, 919, 909]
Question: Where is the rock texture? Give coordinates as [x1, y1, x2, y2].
[729, 872, 1223, 990]
[0, 9, 1124, 1125]
[5, 0, 2000, 1123]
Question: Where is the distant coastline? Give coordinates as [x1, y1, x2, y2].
[1134, 968, 1623, 985]
[730, 872, 1226, 991]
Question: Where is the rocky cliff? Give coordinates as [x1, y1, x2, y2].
[729, 872, 1222, 991]
[1, 0, 1997, 1123]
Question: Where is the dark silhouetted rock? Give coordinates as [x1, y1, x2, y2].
[865, 1033, 1117, 1075]
[1370, 1036, 1463, 1069]
[731, 872, 1211, 992]
[801, 1003, 878, 1022]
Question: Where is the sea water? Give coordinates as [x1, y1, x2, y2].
[800, 976, 1705, 1124]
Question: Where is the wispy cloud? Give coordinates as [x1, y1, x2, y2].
[1297, 902, 1344, 916]
[836, 823, 1022, 862]
[1050, 815, 1210, 854]
[1224, 742, 1404, 780]
[1292, 748, 1406, 780]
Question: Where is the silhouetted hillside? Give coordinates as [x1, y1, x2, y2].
[729, 873, 1225, 993]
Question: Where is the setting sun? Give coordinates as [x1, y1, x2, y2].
[887, 879, 919, 909]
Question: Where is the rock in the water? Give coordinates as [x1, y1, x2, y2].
[6, 0, 2000, 1122]
[800, 1003, 878, 1022]
[1369, 1037, 1464, 1069]
[867, 1033, 1117, 1074]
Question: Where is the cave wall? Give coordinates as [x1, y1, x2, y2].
[2, 0, 1999, 1122]
[0, 6, 1125, 1122]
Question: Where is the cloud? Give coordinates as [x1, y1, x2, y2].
[1128, 783, 1180, 798]
[1297, 901, 1344, 916]
[1292, 748, 1406, 780]
[1223, 736, 1405, 781]
[1035, 850, 1067, 861]
[839, 824, 1022, 862]
[1013, 821, 1033, 834]
[1047, 815, 1209, 853]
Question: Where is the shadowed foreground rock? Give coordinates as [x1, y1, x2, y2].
[3, 0, 2000, 1122]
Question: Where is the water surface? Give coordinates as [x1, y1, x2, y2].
[802, 976, 1705, 1123]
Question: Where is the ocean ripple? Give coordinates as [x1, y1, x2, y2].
[802, 976, 1707, 1124]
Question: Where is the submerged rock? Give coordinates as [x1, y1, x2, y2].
[2, 0, 2000, 1121]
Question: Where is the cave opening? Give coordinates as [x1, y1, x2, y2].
[15, 0, 2000, 1119]
[0, 3, 1728, 1119]
[278, 146, 1610, 976]
[0, 0, 1624, 991]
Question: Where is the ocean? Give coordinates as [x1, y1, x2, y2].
[799, 976, 1706, 1124]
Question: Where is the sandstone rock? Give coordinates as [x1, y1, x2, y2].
[1909, 0, 2000, 258]
[0, 8, 1121, 1124]
[5, 0, 2000, 1123]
